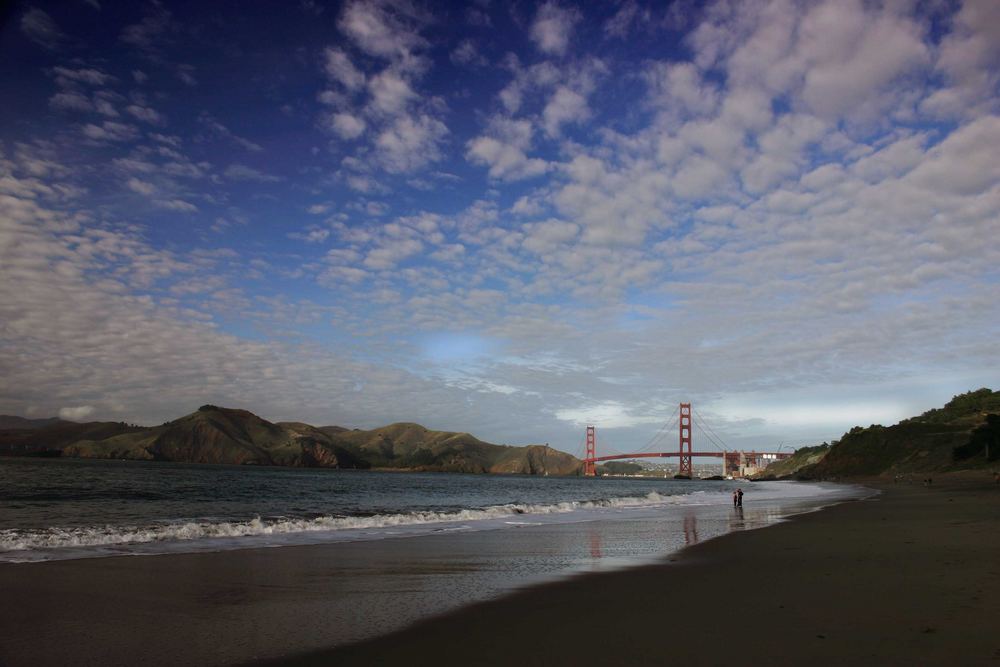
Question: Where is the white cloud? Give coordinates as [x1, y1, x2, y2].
[796, 1, 929, 120]
[542, 86, 590, 137]
[922, 0, 1000, 119]
[324, 48, 366, 90]
[50, 92, 93, 113]
[363, 237, 423, 269]
[604, 0, 648, 39]
[338, 0, 427, 59]
[645, 62, 719, 120]
[3, 0, 999, 453]
[374, 113, 448, 173]
[466, 137, 550, 181]
[224, 164, 282, 182]
[530, 2, 580, 56]
[126, 177, 157, 195]
[319, 0, 445, 179]
[451, 39, 487, 67]
[20, 8, 64, 50]
[367, 69, 417, 116]
[906, 115, 1000, 196]
[59, 406, 95, 421]
[551, 155, 672, 246]
[289, 228, 331, 243]
[522, 219, 579, 254]
[120, 5, 173, 52]
[555, 401, 661, 429]
[52, 67, 114, 86]
[155, 198, 198, 213]
[466, 116, 550, 181]
[198, 113, 264, 152]
[126, 104, 164, 124]
[82, 121, 138, 142]
[93, 95, 119, 118]
[176, 65, 197, 87]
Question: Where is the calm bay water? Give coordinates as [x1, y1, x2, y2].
[0, 457, 859, 564]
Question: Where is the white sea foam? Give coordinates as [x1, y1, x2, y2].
[0, 490, 678, 555]
[0, 482, 863, 563]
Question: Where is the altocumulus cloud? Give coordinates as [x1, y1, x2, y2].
[0, 0, 998, 455]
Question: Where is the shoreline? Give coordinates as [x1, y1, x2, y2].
[0, 481, 852, 666]
[2, 476, 996, 666]
[262, 473, 1000, 666]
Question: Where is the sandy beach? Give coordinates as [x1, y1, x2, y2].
[1, 475, 997, 667]
[277, 473, 1000, 666]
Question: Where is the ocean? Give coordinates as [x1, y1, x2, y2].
[0, 457, 858, 565]
[0, 457, 872, 661]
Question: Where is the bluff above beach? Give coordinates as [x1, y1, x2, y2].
[756, 388, 1000, 480]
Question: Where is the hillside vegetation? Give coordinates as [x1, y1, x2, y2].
[770, 388, 1000, 479]
[753, 444, 830, 480]
[0, 405, 582, 476]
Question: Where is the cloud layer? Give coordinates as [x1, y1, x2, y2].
[1, 0, 998, 455]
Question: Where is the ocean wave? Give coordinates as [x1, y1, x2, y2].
[0, 490, 678, 554]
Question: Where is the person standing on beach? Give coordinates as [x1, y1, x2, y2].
[737, 488, 744, 507]
[733, 490, 738, 506]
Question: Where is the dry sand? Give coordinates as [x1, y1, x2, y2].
[1, 474, 997, 667]
[268, 473, 1000, 666]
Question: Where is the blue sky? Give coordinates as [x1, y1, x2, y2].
[1, 0, 998, 456]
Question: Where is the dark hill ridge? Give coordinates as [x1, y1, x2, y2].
[0, 419, 144, 454]
[0, 405, 582, 476]
[0, 415, 68, 430]
[764, 388, 1000, 480]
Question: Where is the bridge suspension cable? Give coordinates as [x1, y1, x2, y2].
[589, 425, 629, 458]
[632, 405, 680, 454]
[693, 419, 725, 451]
[692, 408, 729, 452]
[576, 431, 588, 461]
[697, 412, 729, 450]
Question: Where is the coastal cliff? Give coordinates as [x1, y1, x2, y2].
[0, 405, 583, 476]
[763, 388, 1000, 479]
[753, 443, 830, 479]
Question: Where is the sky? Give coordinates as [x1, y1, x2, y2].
[1, 0, 998, 457]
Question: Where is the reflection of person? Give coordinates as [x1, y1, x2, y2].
[737, 488, 744, 507]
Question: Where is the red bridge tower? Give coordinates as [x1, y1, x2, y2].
[584, 425, 597, 476]
[678, 402, 692, 477]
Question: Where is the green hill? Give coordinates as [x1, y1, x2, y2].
[3, 405, 582, 475]
[753, 444, 830, 480]
[59, 406, 351, 467]
[789, 388, 1000, 479]
[321, 422, 580, 474]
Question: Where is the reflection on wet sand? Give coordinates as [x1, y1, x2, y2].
[589, 529, 602, 559]
[729, 504, 789, 532]
[683, 514, 699, 546]
[730, 506, 745, 530]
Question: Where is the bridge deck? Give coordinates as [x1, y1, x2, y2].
[587, 452, 789, 462]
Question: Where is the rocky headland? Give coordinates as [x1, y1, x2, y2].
[0, 404, 582, 475]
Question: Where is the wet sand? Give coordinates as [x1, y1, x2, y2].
[1, 476, 997, 666]
[0, 496, 801, 666]
[270, 473, 1000, 666]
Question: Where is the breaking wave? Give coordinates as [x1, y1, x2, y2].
[0, 490, 683, 555]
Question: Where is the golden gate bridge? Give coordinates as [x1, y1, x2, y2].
[580, 403, 792, 478]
